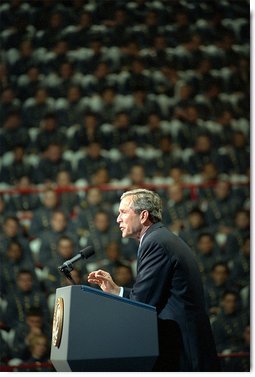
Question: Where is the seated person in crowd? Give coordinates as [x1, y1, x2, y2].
[55, 170, 80, 215]
[179, 207, 210, 251]
[85, 209, 121, 264]
[37, 210, 78, 268]
[162, 183, 197, 234]
[230, 236, 250, 292]
[43, 235, 88, 296]
[0, 145, 35, 185]
[34, 142, 73, 184]
[32, 112, 67, 153]
[11, 306, 51, 361]
[25, 333, 51, 369]
[99, 240, 133, 276]
[29, 188, 60, 238]
[7, 176, 41, 226]
[223, 208, 250, 260]
[205, 178, 245, 233]
[112, 263, 135, 289]
[211, 290, 249, 359]
[0, 216, 32, 258]
[203, 262, 233, 319]
[2, 269, 50, 329]
[1, 240, 37, 298]
[193, 232, 223, 284]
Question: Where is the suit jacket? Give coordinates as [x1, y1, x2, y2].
[123, 222, 219, 371]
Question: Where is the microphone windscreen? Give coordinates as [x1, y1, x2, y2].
[81, 246, 95, 259]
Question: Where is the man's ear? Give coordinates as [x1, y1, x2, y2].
[140, 210, 150, 224]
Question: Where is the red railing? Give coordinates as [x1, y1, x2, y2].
[0, 353, 250, 372]
[0, 361, 55, 372]
[0, 180, 249, 200]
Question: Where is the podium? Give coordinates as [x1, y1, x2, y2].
[50, 285, 159, 371]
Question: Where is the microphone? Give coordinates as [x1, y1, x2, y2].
[58, 246, 95, 273]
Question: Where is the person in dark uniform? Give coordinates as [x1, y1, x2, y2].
[28, 188, 60, 238]
[193, 232, 223, 283]
[88, 189, 220, 371]
[224, 208, 250, 260]
[205, 178, 244, 233]
[179, 207, 210, 251]
[203, 262, 233, 318]
[162, 183, 197, 234]
[0, 145, 35, 185]
[0, 216, 32, 257]
[1, 240, 37, 298]
[230, 236, 250, 291]
[34, 142, 73, 184]
[2, 269, 50, 329]
[211, 290, 249, 367]
[11, 306, 51, 361]
[37, 210, 78, 268]
[43, 235, 88, 296]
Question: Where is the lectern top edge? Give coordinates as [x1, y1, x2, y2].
[81, 284, 156, 311]
[62, 284, 157, 312]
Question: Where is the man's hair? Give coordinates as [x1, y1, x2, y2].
[211, 261, 230, 274]
[17, 269, 33, 276]
[120, 189, 162, 223]
[221, 290, 239, 301]
[26, 306, 43, 318]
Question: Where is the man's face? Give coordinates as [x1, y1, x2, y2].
[211, 266, 228, 286]
[51, 213, 66, 232]
[27, 315, 43, 329]
[4, 219, 19, 237]
[222, 294, 237, 315]
[58, 240, 73, 259]
[17, 273, 33, 292]
[117, 196, 142, 239]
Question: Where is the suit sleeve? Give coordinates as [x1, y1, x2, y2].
[124, 240, 174, 311]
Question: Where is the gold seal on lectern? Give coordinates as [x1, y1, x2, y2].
[52, 297, 64, 348]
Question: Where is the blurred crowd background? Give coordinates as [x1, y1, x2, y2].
[0, 0, 250, 372]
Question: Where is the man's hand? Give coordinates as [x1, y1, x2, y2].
[88, 269, 121, 295]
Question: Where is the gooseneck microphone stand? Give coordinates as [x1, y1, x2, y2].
[58, 263, 77, 285]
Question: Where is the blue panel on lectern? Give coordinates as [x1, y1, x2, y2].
[51, 285, 159, 372]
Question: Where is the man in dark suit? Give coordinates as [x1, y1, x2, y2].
[88, 189, 220, 371]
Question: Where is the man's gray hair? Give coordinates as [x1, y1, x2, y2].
[120, 189, 162, 223]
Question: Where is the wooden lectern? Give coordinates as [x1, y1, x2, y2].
[50, 285, 159, 371]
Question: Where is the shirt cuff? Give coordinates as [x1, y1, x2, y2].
[119, 286, 124, 297]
